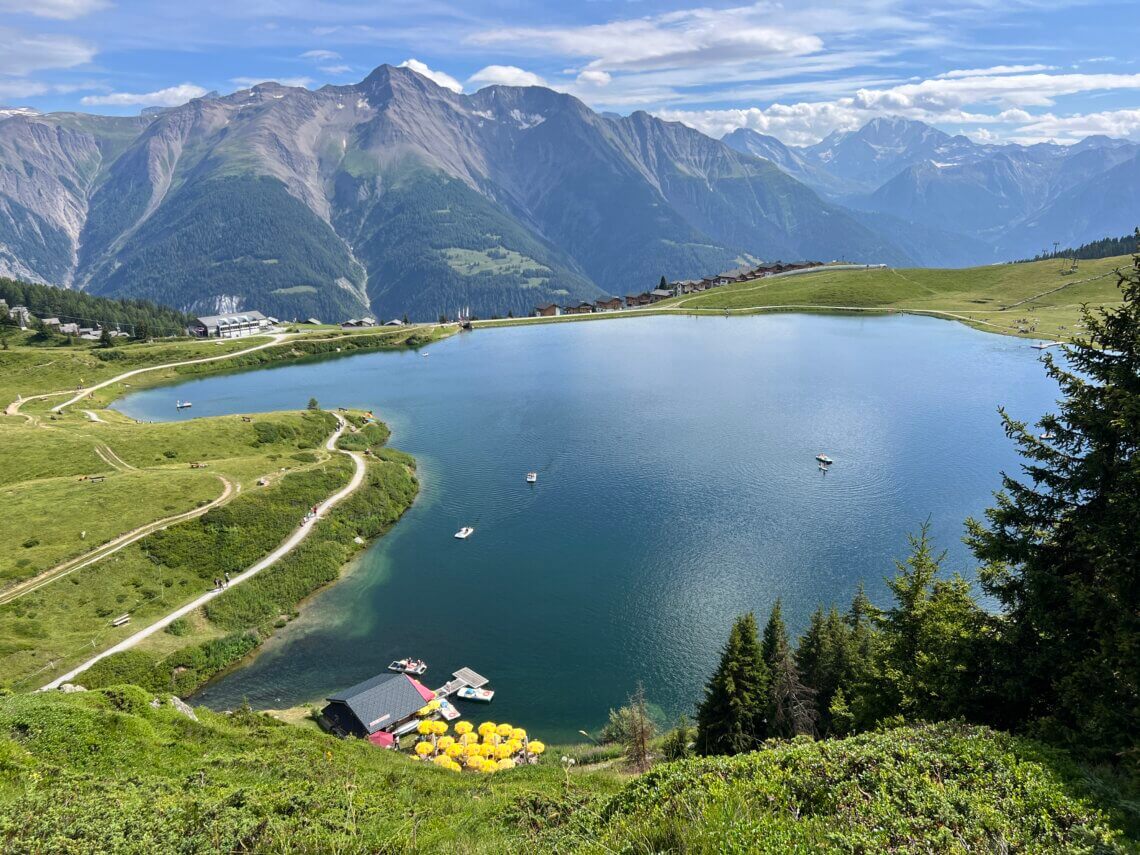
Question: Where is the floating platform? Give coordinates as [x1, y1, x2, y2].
[457, 686, 495, 703]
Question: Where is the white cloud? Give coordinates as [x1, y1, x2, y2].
[0, 0, 107, 20]
[81, 83, 208, 107]
[655, 67, 1140, 145]
[319, 65, 352, 75]
[300, 49, 341, 62]
[470, 7, 823, 73]
[231, 76, 313, 88]
[397, 58, 463, 93]
[1011, 108, 1140, 143]
[936, 64, 1054, 79]
[0, 29, 95, 76]
[0, 79, 50, 99]
[468, 65, 546, 88]
[576, 70, 611, 87]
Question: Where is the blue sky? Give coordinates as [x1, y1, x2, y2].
[1, 0, 1138, 144]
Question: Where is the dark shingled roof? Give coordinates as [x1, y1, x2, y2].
[326, 673, 434, 734]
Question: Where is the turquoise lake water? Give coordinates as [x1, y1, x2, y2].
[116, 314, 1059, 741]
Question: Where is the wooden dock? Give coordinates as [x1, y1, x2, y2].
[435, 667, 489, 698]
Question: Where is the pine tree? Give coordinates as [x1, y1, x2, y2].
[844, 582, 884, 728]
[797, 606, 858, 735]
[696, 613, 770, 755]
[659, 275, 668, 290]
[98, 326, 113, 348]
[966, 239, 1140, 759]
[760, 598, 786, 665]
[763, 602, 817, 737]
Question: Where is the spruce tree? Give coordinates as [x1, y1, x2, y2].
[966, 240, 1140, 759]
[766, 602, 817, 737]
[760, 598, 786, 665]
[797, 606, 857, 735]
[696, 613, 770, 755]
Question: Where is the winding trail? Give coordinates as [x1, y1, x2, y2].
[39, 413, 365, 691]
[0, 476, 237, 607]
[50, 334, 287, 413]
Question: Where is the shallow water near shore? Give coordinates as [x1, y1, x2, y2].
[116, 314, 1059, 741]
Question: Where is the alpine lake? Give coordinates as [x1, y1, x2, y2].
[116, 314, 1060, 741]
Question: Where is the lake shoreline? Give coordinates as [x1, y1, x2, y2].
[115, 313, 1060, 740]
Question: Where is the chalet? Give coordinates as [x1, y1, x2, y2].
[320, 672, 436, 747]
[40, 317, 62, 331]
[594, 296, 623, 312]
[60, 322, 79, 335]
[625, 292, 651, 308]
[649, 289, 673, 303]
[341, 317, 377, 329]
[191, 311, 269, 338]
[562, 301, 595, 315]
[534, 303, 560, 317]
[383, 318, 405, 326]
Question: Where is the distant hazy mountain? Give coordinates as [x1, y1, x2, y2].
[0, 65, 909, 321]
[722, 117, 1140, 266]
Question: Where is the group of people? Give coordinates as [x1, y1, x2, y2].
[212, 573, 231, 591]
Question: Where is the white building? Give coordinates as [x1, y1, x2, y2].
[190, 311, 269, 338]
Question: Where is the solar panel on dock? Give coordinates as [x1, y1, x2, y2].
[452, 668, 488, 689]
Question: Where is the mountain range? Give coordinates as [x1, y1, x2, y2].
[0, 66, 1135, 321]
[722, 118, 1139, 265]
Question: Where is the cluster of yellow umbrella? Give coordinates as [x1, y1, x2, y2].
[413, 719, 546, 774]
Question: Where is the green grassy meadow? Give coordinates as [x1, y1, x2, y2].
[664, 255, 1132, 340]
[0, 688, 1132, 853]
[0, 322, 447, 693]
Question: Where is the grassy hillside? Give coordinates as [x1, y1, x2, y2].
[0, 689, 1131, 853]
[664, 255, 1131, 341]
[0, 326, 448, 692]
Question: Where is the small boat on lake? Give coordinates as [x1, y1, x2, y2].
[816, 454, 833, 465]
[388, 658, 427, 676]
[526, 472, 538, 483]
[438, 698, 461, 721]
[176, 400, 193, 410]
[454, 526, 474, 539]
[457, 686, 494, 703]
[1032, 341, 1062, 350]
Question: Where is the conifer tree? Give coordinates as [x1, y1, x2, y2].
[760, 598, 786, 665]
[696, 613, 770, 755]
[967, 239, 1140, 759]
[762, 601, 817, 736]
[768, 622, 817, 737]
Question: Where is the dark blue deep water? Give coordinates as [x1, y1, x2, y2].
[116, 314, 1059, 741]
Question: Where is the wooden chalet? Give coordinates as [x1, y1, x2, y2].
[534, 303, 560, 317]
[320, 672, 436, 747]
[594, 296, 623, 312]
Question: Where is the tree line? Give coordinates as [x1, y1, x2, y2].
[1020, 230, 1140, 264]
[0, 277, 193, 339]
[697, 237, 1140, 769]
